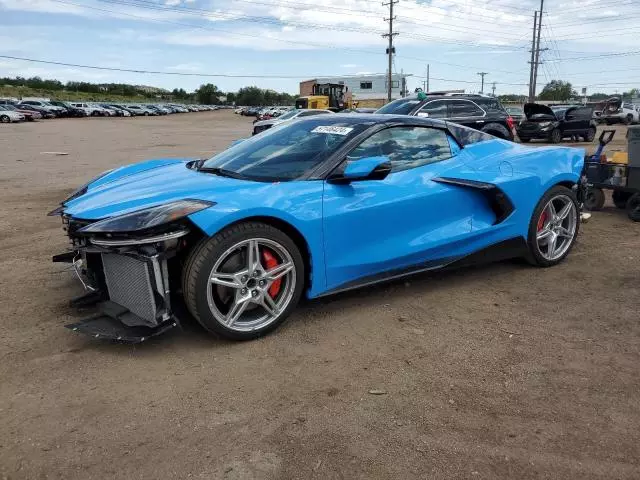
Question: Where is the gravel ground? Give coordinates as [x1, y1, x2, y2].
[0, 112, 638, 480]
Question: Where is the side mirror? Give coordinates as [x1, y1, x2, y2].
[328, 156, 392, 184]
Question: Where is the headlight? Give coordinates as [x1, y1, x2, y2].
[77, 199, 214, 234]
[47, 169, 114, 216]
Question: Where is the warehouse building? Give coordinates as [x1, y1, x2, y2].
[300, 73, 411, 108]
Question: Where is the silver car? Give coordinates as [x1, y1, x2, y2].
[252, 108, 333, 135]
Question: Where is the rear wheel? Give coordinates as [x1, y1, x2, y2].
[625, 114, 633, 125]
[627, 193, 640, 222]
[612, 191, 632, 209]
[527, 186, 579, 267]
[182, 222, 305, 340]
[550, 128, 562, 143]
[584, 127, 596, 142]
[584, 187, 605, 211]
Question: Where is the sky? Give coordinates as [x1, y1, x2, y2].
[0, 0, 638, 96]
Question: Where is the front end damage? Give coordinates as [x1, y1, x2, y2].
[54, 214, 190, 342]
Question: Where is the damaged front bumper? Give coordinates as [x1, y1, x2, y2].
[54, 216, 188, 342]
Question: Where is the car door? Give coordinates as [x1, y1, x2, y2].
[321, 125, 480, 291]
[445, 99, 487, 131]
[563, 107, 581, 134]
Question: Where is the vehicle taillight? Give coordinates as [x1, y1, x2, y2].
[506, 116, 515, 130]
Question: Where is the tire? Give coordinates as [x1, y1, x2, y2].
[584, 187, 605, 211]
[0, 115, 10, 123]
[144, 112, 149, 116]
[182, 222, 305, 340]
[480, 123, 511, 140]
[91, 110, 99, 117]
[550, 128, 562, 143]
[584, 127, 596, 142]
[519, 138, 531, 143]
[526, 185, 580, 267]
[627, 193, 640, 222]
[625, 114, 633, 125]
[612, 191, 632, 209]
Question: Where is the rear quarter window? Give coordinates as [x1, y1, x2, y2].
[447, 123, 495, 145]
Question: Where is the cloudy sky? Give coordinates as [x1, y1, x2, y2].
[0, 0, 638, 95]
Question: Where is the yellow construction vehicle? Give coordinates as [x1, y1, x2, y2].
[295, 83, 354, 112]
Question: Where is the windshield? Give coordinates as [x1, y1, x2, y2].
[376, 97, 422, 115]
[202, 118, 368, 181]
[276, 110, 298, 121]
[507, 107, 523, 115]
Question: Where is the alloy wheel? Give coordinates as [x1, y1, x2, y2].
[535, 194, 577, 261]
[206, 238, 296, 332]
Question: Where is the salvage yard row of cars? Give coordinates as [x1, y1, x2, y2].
[0, 99, 226, 122]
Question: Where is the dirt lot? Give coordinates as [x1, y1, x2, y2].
[0, 112, 638, 480]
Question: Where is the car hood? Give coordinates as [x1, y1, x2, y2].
[604, 97, 622, 113]
[63, 158, 267, 220]
[523, 103, 555, 118]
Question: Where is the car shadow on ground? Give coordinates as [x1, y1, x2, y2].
[62, 257, 527, 355]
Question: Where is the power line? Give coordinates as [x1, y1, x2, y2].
[0, 55, 387, 79]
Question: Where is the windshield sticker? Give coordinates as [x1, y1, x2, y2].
[311, 126, 354, 135]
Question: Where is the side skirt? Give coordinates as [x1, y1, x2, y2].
[316, 237, 528, 298]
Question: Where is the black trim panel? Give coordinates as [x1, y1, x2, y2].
[317, 237, 528, 298]
[433, 176, 515, 225]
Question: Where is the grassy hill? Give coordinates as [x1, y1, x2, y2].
[0, 85, 154, 102]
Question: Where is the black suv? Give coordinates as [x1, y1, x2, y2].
[516, 103, 596, 143]
[376, 94, 515, 141]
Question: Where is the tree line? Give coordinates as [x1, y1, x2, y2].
[499, 80, 638, 103]
[0, 76, 297, 105]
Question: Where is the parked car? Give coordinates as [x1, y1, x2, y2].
[602, 97, 639, 125]
[376, 94, 515, 141]
[1, 104, 42, 121]
[0, 105, 25, 123]
[51, 114, 585, 342]
[339, 108, 377, 114]
[516, 103, 596, 143]
[124, 104, 157, 116]
[253, 108, 333, 135]
[45, 101, 86, 118]
[68, 102, 102, 116]
[99, 104, 130, 117]
[147, 105, 169, 115]
[16, 104, 55, 118]
[19, 100, 65, 116]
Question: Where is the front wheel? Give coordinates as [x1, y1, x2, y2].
[550, 128, 562, 143]
[584, 187, 605, 211]
[0, 115, 10, 123]
[627, 193, 640, 222]
[584, 127, 596, 142]
[182, 222, 305, 340]
[625, 114, 633, 125]
[527, 186, 579, 267]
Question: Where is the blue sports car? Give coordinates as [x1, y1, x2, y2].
[50, 114, 585, 341]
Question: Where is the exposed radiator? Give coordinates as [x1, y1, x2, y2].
[102, 253, 157, 323]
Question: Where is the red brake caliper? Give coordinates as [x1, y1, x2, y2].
[262, 249, 282, 298]
[537, 210, 548, 232]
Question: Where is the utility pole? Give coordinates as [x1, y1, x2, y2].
[426, 64, 430, 92]
[531, 0, 545, 100]
[477, 72, 488, 94]
[528, 10, 538, 101]
[491, 82, 496, 97]
[382, 0, 399, 102]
